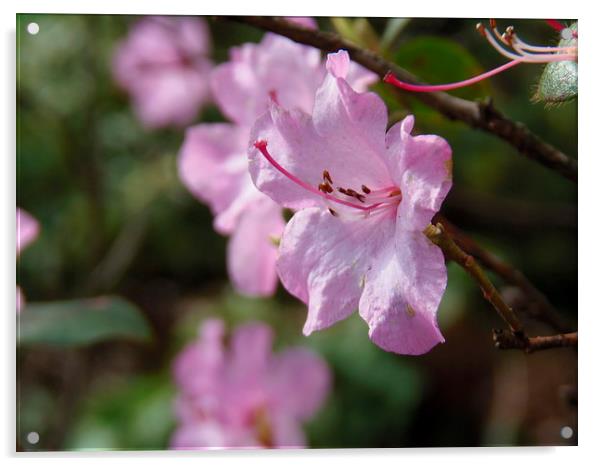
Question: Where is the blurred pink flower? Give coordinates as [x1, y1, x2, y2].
[171, 319, 331, 449]
[113, 16, 213, 129]
[17, 208, 40, 312]
[248, 50, 453, 355]
[178, 20, 377, 297]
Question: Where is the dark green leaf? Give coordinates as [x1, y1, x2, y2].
[18, 296, 153, 347]
[395, 36, 491, 100]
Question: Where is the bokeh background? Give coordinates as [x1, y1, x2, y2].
[16, 14, 577, 450]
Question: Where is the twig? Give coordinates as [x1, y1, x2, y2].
[493, 329, 577, 353]
[231, 16, 577, 182]
[425, 223, 526, 339]
[436, 216, 573, 333]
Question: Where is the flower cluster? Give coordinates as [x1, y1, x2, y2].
[178, 18, 377, 297]
[171, 319, 330, 449]
[113, 16, 213, 128]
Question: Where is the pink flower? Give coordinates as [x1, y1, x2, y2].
[178, 23, 377, 297]
[248, 50, 453, 355]
[171, 319, 330, 449]
[17, 208, 40, 312]
[113, 16, 213, 129]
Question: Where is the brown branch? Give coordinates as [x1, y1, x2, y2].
[425, 223, 526, 339]
[436, 216, 573, 333]
[231, 16, 577, 183]
[493, 329, 577, 353]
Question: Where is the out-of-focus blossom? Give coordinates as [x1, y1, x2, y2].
[249, 50, 453, 355]
[171, 319, 330, 449]
[384, 19, 577, 93]
[178, 19, 377, 297]
[17, 208, 39, 312]
[113, 16, 213, 128]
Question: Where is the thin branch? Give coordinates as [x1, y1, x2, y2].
[424, 223, 527, 339]
[232, 16, 577, 182]
[436, 215, 574, 333]
[493, 329, 577, 353]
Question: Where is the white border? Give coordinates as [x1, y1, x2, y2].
[3, 1, 596, 465]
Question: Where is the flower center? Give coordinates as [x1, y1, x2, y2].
[253, 140, 402, 219]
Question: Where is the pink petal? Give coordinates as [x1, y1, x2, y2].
[386, 116, 453, 231]
[17, 208, 39, 256]
[172, 319, 225, 403]
[132, 67, 211, 128]
[112, 16, 212, 129]
[249, 51, 393, 209]
[268, 348, 331, 420]
[269, 414, 307, 448]
[277, 207, 396, 334]
[227, 198, 284, 297]
[211, 35, 321, 126]
[358, 228, 447, 355]
[346, 60, 379, 93]
[229, 323, 273, 376]
[312, 52, 391, 187]
[178, 123, 253, 234]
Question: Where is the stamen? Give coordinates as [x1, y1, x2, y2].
[384, 20, 577, 94]
[384, 60, 522, 93]
[361, 185, 371, 194]
[254, 140, 380, 212]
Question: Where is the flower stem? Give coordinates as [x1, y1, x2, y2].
[425, 223, 526, 338]
[493, 329, 577, 353]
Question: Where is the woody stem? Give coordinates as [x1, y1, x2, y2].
[424, 223, 526, 338]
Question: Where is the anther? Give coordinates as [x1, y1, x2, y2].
[476, 23, 486, 37]
[328, 208, 338, 217]
[318, 183, 333, 193]
[361, 185, 371, 194]
[323, 170, 333, 184]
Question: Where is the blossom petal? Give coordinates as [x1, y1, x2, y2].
[277, 207, 396, 334]
[227, 198, 284, 297]
[269, 414, 306, 448]
[178, 123, 256, 234]
[358, 228, 446, 355]
[386, 115, 453, 231]
[173, 319, 225, 403]
[268, 348, 331, 420]
[312, 51, 392, 188]
[248, 51, 393, 210]
[211, 35, 321, 126]
[230, 323, 273, 375]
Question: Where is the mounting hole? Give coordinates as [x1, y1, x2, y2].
[26, 431, 40, 445]
[560, 426, 574, 439]
[26, 22, 40, 35]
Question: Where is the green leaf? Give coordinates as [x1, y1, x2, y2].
[395, 36, 491, 100]
[18, 296, 153, 347]
[330, 17, 380, 52]
[535, 22, 578, 104]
